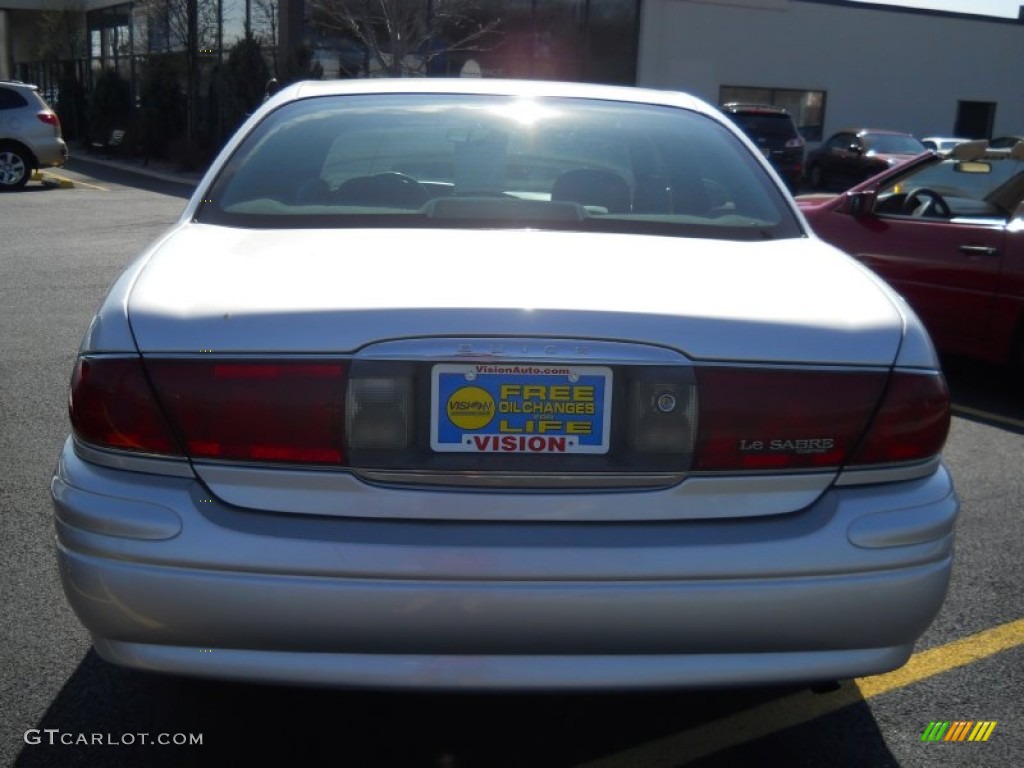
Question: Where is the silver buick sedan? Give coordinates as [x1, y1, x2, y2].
[53, 79, 957, 691]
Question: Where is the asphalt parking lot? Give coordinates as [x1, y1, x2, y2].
[2, 158, 1021, 767]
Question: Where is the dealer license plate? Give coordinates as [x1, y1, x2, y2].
[431, 363, 612, 454]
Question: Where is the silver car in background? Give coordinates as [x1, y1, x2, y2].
[0, 80, 68, 189]
[53, 79, 957, 691]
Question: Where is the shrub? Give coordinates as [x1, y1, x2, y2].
[87, 69, 133, 144]
[221, 36, 270, 137]
[55, 69, 88, 143]
[139, 54, 187, 159]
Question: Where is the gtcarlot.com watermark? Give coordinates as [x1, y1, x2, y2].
[24, 729, 202, 747]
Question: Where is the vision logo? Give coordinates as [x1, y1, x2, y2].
[921, 721, 997, 742]
[446, 387, 495, 430]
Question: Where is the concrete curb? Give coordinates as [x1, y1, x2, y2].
[32, 170, 74, 189]
[67, 154, 203, 187]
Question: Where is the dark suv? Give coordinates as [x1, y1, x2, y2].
[720, 103, 804, 192]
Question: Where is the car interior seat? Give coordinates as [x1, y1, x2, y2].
[332, 173, 430, 209]
[550, 169, 632, 213]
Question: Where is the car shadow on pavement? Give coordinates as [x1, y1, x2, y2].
[15, 652, 900, 767]
[943, 356, 1024, 434]
[63, 158, 197, 199]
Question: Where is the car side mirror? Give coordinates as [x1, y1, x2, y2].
[846, 190, 876, 218]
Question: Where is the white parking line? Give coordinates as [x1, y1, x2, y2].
[953, 405, 1024, 431]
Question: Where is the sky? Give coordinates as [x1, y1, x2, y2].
[852, 0, 1021, 17]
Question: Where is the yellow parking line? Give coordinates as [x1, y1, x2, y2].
[579, 617, 1024, 768]
[857, 617, 1024, 698]
[46, 173, 108, 191]
[952, 405, 1024, 432]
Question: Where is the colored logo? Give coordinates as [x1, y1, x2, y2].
[446, 386, 495, 430]
[921, 721, 997, 742]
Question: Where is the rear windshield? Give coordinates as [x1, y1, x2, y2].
[864, 134, 926, 154]
[728, 112, 798, 141]
[198, 94, 802, 241]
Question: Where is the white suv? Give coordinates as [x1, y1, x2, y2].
[0, 80, 68, 190]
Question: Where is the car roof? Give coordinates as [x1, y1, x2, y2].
[278, 78, 718, 120]
[839, 128, 916, 137]
[720, 103, 790, 114]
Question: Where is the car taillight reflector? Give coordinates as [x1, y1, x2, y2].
[848, 372, 950, 465]
[70, 358, 182, 455]
[693, 368, 888, 472]
[146, 360, 347, 465]
[37, 112, 59, 129]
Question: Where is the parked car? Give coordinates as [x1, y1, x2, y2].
[799, 139, 1024, 369]
[806, 129, 926, 190]
[920, 136, 969, 153]
[720, 103, 805, 191]
[0, 79, 67, 190]
[53, 79, 956, 691]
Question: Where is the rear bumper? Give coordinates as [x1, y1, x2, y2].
[52, 438, 957, 690]
[67, 549, 944, 690]
[33, 138, 67, 168]
[91, 638, 916, 692]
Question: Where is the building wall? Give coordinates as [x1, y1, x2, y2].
[7, 9, 45, 62]
[637, 0, 1024, 141]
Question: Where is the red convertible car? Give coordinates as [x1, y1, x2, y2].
[799, 140, 1024, 370]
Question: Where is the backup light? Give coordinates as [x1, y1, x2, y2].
[346, 376, 414, 450]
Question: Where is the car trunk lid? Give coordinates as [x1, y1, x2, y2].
[128, 224, 903, 365]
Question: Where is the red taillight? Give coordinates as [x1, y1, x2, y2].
[693, 368, 887, 471]
[849, 372, 950, 465]
[70, 358, 181, 455]
[692, 367, 950, 473]
[146, 360, 347, 465]
[37, 112, 59, 130]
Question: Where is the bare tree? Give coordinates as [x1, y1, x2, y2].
[138, 0, 219, 54]
[254, 0, 278, 47]
[253, 0, 279, 73]
[136, 0, 220, 165]
[309, 0, 500, 77]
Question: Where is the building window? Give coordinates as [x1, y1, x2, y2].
[954, 101, 996, 140]
[720, 86, 826, 142]
[87, 4, 134, 74]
